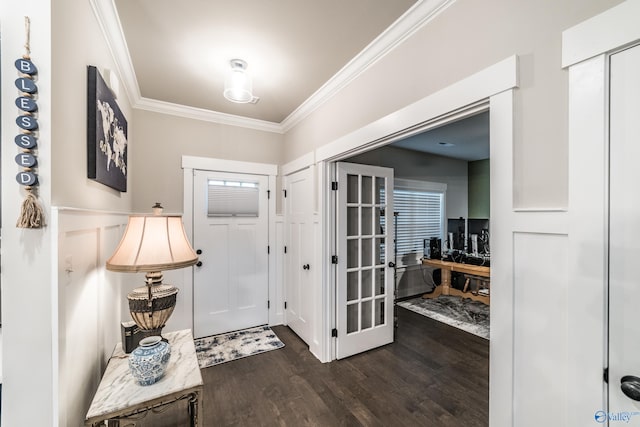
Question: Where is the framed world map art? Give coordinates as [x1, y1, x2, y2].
[87, 65, 128, 192]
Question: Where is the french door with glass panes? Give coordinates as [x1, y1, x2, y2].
[336, 162, 394, 359]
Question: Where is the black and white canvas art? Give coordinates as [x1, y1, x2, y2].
[87, 66, 128, 192]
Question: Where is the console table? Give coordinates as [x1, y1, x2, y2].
[422, 259, 490, 305]
[85, 329, 203, 426]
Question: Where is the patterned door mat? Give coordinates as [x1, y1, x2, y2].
[397, 296, 490, 340]
[194, 325, 285, 369]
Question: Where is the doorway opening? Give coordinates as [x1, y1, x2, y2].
[304, 57, 516, 423]
[328, 103, 491, 353]
[344, 110, 490, 302]
[326, 105, 491, 423]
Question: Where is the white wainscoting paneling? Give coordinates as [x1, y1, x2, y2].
[513, 231, 569, 426]
[54, 208, 128, 426]
[57, 227, 101, 427]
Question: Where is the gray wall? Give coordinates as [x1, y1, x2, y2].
[345, 145, 468, 218]
[283, 0, 623, 209]
[130, 110, 284, 213]
[51, 0, 134, 212]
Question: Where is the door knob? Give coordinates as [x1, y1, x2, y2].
[621, 376, 640, 401]
[388, 262, 396, 268]
[196, 261, 203, 267]
[303, 264, 310, 270]
[196, 249, 203, 255]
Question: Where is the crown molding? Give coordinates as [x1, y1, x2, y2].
[89, 0, 141, 107]
[136, 97, 283, 133]
[91, 0, 455, 134]
[280, 0, 455, 132]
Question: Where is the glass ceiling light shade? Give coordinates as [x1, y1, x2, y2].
[106, 204, 198, 338]
[223, 59, 253, 103]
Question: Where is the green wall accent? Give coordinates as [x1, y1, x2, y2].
[468, 159, 490, 218]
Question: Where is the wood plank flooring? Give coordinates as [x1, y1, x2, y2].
[135, 306, 488, 426]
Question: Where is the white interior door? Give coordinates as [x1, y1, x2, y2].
[192, 170, 269, 338]
[336, 162, 394, 359]
[284, 167, 314, 344]
[609, 44, 640, 419]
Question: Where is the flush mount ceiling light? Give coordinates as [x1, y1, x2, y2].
[223, 59, 259, 104]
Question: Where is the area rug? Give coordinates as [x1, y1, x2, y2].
[194, 325, 285, 369]
[397, 296, 490, 340]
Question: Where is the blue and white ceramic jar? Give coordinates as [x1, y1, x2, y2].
[128, 336, 171, 386]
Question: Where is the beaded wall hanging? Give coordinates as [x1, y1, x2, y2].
[14, 16, 45, 228]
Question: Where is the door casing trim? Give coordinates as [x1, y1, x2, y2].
[313, 56, 517, 427]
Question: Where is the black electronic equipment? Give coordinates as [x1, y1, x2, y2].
[429, 237, 442, 260]
[121, 321, 143, 353]
[461, 254, 490, 267]
[464, 255, 484, 266]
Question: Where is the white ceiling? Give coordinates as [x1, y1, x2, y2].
[392, 111, 490, 161]
[113, 0, 417, 124]
[107, 0, 487, 159]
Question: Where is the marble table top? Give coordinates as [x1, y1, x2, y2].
[85, 329, 203, 422]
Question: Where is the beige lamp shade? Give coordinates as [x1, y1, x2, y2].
[106, 215, 198, 273]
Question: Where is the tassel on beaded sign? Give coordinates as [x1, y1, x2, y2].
[16, 189, 44, 228]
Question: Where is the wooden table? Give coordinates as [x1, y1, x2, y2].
[422, 259, 490, 305]
[85, 329, 203, 426]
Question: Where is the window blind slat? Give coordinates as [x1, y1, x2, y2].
[393, 185, 443, 258]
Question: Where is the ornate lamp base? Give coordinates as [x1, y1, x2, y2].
[127, 281, 178, 338]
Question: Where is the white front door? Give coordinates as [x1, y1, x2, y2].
[284, 167, 314, 344]
[336, 162, 394, 359]
[609, 44, 640, 419]
[192, 170, 269, 338]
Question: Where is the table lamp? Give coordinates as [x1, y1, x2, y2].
[106, 203, 198, 338]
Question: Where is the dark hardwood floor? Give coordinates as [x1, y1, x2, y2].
[136, 306, 488, 426]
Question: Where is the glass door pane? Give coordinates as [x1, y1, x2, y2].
[337, 162, 394, 359]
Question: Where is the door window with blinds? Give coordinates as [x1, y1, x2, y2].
[207, 179, 259, 217]
[393, 179, 446, 266]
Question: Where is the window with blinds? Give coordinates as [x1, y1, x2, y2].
[393, 179, 445, 265]
[207, 180, 259, 217]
